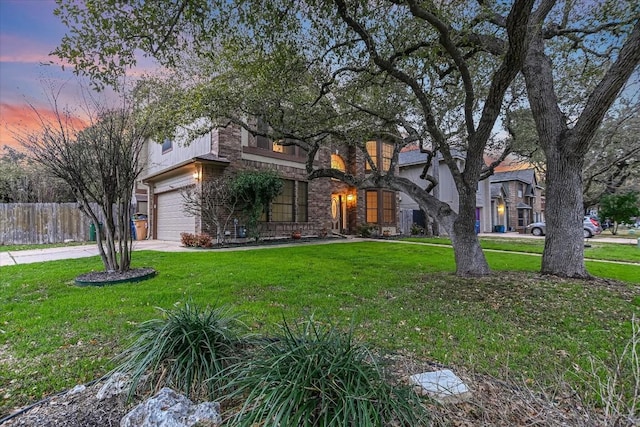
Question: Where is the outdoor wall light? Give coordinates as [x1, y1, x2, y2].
[346, 194, 355, 203]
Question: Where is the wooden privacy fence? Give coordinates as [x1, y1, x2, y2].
[0, 203, 105, 245]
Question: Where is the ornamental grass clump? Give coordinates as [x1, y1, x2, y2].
[225, 319, 428, 427]
[114, 303, 248, 399]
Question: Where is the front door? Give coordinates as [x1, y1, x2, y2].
[331, 194, 346, 233]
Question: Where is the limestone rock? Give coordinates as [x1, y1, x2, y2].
[120, 387, 222, 427]
[410, 369, 472, 403]
[96, 372, 131, 400]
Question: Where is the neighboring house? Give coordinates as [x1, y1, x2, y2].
[398, 149, 492, 235]
[138, 123, 400, 241]
[489, 168, 544, 233]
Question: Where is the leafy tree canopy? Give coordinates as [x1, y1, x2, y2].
[598, 192, 640, 234]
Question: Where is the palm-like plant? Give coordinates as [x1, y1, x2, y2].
[115, 303, 248, 399]
[225, 318, 428, 426]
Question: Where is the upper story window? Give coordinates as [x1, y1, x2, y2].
[161, 138, 173, 154]
[365, 140, 393, 172]
[253, 117, 307, 159]
[331, 154, 346, 172]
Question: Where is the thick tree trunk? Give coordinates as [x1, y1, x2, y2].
[522, 31, 589, 278]
[541, 150, 589, 278]
[451, 186, 490, 277]
[523, 20, 640, 278]
[392, 177, 489, 276]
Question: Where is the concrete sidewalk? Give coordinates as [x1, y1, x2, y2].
[0, 238, 360, 266]
[478, 231, 639, 245]
[0, 240, 193, 267]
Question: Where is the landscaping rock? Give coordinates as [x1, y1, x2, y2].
[120, 387, 222, 427]
[96, 372, 130, 400]
[410, 369, 471, 403]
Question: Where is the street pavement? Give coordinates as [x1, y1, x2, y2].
[1, 232, 637, 267]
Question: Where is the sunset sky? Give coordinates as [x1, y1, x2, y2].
[0, 0, 84, 150]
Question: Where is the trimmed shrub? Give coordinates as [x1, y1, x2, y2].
[180, 232, 213, 248]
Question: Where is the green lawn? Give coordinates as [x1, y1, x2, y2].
[1, 241, 639, 416]
[403, 236, 640, 263]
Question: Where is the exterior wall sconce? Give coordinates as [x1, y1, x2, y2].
[497, 204, 505, 214]
[346, 194, 355, 203]
[193, 169, 202, 181]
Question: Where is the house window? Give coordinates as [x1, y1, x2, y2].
[518, 209, 526, 227]
[331, 154, 346, 172]
[297, 181, 308, 222]
[268, 180, 309, 222]
[382, 143, 393, 171]
[366, 190, 378, 223]
[366, 189, 396, 225]
[365, 140, 393, 172]
[383, 191, 395, 223]
[162, 138, 173, 154]
[254, 118, 307, 158]
[256, 117, 270, 150]
[272, 180, 294, 222]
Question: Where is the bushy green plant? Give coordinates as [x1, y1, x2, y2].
[357, 223, 377, 238]
[410, 223, 425, 236]
[225, 319, 428, 426]
[230, 170, 283, 240]
[114, 303, 247, 399]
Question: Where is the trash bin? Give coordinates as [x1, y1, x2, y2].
[475, 220, 480, 234]
[130, 220, 137, 240]
[134, 219, 148, 240]
[237, 226, 247, 238]
[89, 222, 103, 241]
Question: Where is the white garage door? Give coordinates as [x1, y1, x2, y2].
[156, 190, 195, 241]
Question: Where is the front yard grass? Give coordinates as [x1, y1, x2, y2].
[403, 235, 640, 263]
[1, 241, 639, 417]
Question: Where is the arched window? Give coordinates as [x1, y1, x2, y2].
[331, 154, 346, 172]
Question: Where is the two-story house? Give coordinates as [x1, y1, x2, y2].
[138, 123, 399, 241]
[489, 168, 544, 233]
[398, 148, 492, 235]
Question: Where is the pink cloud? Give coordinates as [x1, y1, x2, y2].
[0, 33, 58, 64]
[0, 102, 87, 151]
